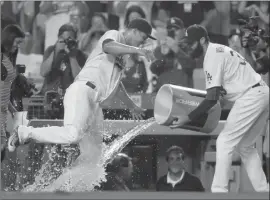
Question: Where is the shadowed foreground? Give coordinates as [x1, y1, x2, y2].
[1, 192, 269, 199]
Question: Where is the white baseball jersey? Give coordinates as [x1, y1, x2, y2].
[203, 43, 262, 102]
[75, 30, 126, 105]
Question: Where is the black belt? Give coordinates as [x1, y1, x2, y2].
[252, 83, 261, 88]
[86, 81, 96, 89]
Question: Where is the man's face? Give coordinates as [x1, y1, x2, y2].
[167, 151, 184, 174]
[188, 40, 204, 59]
[129, 29, 148, 47]
[58, 31, 76, 45]
[59, 31, 76, 41]
[92, 15, 106, 30]
[70, 8, 85, 31]
[174, 28, 186, 42]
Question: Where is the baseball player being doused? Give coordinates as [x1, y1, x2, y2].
[7, 18, 156, 188]
[169, 25, 269, 193]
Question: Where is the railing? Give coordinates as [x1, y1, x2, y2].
[22, 93, 232, 120]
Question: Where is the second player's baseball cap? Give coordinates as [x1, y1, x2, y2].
[185, 24, 209, 43]
[128, 18, 157, 40]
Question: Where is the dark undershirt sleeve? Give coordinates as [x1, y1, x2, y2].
[188, 87, 220, 121]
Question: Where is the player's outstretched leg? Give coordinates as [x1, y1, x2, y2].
[7, 82, 97, 152]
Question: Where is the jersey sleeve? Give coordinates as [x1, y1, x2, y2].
[101, 30, 121, 43]
[204, 53, 224, 89]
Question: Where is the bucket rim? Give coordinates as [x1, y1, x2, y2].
[154, 84, 174, 125]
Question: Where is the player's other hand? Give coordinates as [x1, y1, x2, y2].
[137, 48, 155, 62]
[170, 116, 190, 129]
[130, 105, 146, 121]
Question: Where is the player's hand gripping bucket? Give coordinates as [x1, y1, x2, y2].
[154, 84, 221, 133]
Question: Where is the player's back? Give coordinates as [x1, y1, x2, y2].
[75, 30, 125, 103]
[204, 43, 262, 101]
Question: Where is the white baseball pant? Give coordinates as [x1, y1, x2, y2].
[18, 80, 104, 159]
[211, 84, 269, 192]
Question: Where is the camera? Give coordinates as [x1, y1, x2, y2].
[237, 17, 269, 48]
[60, 37, 78, 50]
[16, 64, 26, 73]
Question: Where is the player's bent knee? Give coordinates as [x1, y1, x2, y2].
[65, 125, 81, 144]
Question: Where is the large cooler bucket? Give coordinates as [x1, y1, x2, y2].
[154, 84, 221, 133]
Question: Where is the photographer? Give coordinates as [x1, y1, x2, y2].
[236, 17, 270, 75]
[40, 23, 87, 96]
[151, 17, 196, 92]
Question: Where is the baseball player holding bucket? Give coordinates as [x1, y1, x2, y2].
[7, 19, 155, 179]
[155, 25, 269, 193]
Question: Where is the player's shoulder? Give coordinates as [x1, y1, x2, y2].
[102, 29, 123, 41]
[103, 29, 120, 37]
[208, 43, 232, 58]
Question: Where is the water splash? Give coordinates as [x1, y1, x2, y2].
[21, 118, 155, 192]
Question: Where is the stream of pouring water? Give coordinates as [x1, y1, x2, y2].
[21, 117, 155, 192]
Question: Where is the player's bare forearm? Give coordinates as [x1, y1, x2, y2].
[116, 82, 137, 109]
[103, 40, 140, 57]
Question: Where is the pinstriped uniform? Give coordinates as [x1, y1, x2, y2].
[1, 54, 16, 137]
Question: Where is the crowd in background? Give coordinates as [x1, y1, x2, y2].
[2, 1, 269, 95]
[1, 1, 269, 192]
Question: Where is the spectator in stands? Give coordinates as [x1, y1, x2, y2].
[69, 2, 91, 52]
[98, 153, 134, 191]
[230, 1, 246, 31]
[151, 17, 196, 92]
[121, 54, 148, 93]
[39, 23, 86, 96]
[31, 1, 89, 54]
[238, 1, 269, 34]
[160, 1, 207, 28]
[201, 1, 231, 45]
[156, 146, 204, 192]
[121, 5, 158, 93]
[79, 13, 108, 55]
[1, 16, 25, 190]
[39, 1, 76, 50]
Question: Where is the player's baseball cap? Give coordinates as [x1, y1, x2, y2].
[127, 18, 157, 40]
[166, 17, 184, 30]
[184, 24, 209, 43]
